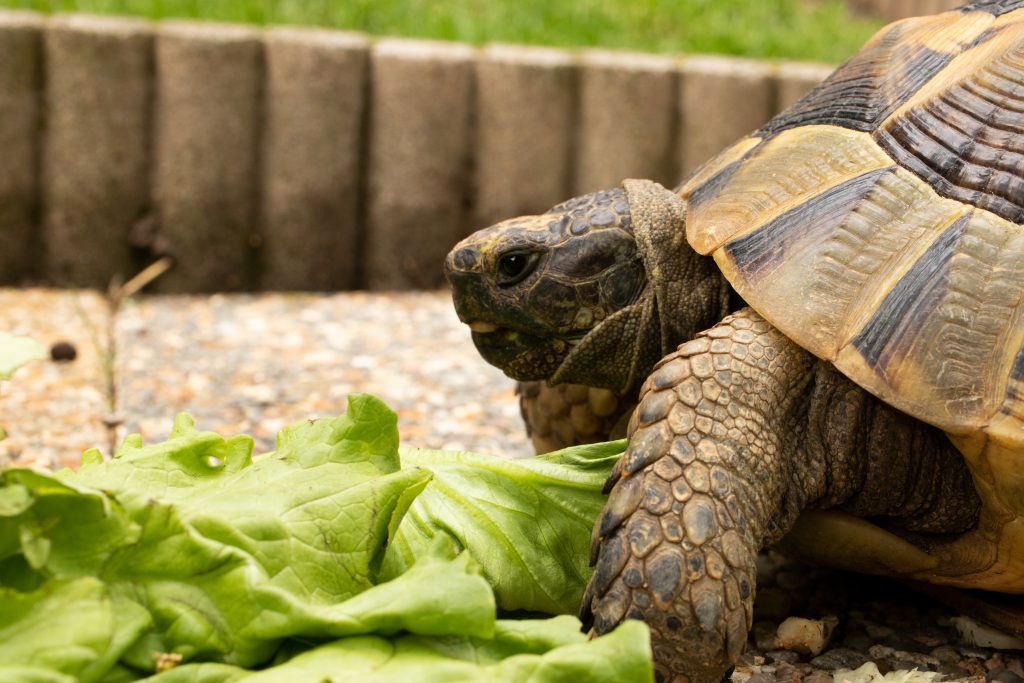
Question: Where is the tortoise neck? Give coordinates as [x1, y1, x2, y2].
[627, 179, 732, 361]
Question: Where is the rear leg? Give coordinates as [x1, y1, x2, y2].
[517, 381, 635, 454]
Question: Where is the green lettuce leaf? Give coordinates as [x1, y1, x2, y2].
[142, 618, 651, 683]
[384, 440, 626, 614]
[0, 332, 43, 380]
[0, 395, 650, 682]
[3, 396, 436, 669]
[0, 577, 149, 683]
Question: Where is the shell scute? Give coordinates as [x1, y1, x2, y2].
[681, 5, 1024, 444]
[761, 9, 995, 136]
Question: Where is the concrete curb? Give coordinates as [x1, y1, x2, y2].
[42, 14, 152, 287]
[153, 21, 263, 293]
[261, 28, 369, 291]
[0, 11, 42, 285]
[0, 10, 846, 292]
[574, 50, 679, 195]
[473, 44, 576, 229]
[364, 38, 475, 290]
[678, 55, 775, 178]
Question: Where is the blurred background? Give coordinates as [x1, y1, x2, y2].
[1, 0, 885, 62]
[0, 0, 965, 295]
[0, 0, 965, 463]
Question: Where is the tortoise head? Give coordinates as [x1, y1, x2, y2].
[445, 179, 728, 393]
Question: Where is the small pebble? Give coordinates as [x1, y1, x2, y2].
[930, 645, 960, 664]
[773, 662, 801, 683]
[881, 633, 932, 654]
[868, 644, 895, 659]
[50, 340, 77, 362]
[765, 650, 801, 664]
[810, 647, 871, 671]
[777, 616, 838, 656]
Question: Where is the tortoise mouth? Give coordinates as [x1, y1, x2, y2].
[467, 320, 502, 334]
[464, 321, 572, 381]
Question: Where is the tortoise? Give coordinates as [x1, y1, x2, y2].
[444, 1, 1024, 680]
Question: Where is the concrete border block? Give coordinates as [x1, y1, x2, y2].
[42, 14, 153, 288]
[473, 44, 576, 228]
[0, 11, 42, 285]
[261, 27, 369, 291]
[678, 55, 775, 178]
[774, 61, 836, 114]
[574, 49, 679, 196]
[153, 21, 262, 293]
[364, 38, 475, 290]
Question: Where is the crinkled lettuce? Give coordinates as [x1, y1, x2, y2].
[385, 441, 625, 615]
[0, 395, 649, 682]
[0, 332, 43, 380]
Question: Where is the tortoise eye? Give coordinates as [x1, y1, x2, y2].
[496, 251, 538, 286]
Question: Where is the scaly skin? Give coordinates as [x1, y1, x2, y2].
[580, 308, 978, 682]
[445, 181, 981, 682]
[582, 311, 808, 683]
[517, 381, 634, 454]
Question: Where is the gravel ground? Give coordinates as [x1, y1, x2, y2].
[0, 289, 111, 469]
[113, 291, 531, 457]
[2, 287, 1022, 681]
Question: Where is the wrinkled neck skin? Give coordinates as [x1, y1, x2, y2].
[552, 179, 732, 397]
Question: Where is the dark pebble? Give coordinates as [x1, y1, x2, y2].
[989, 668, 1024, 683]
[939, 663, 969, 678]
[49, 341, 77, 362]
[930, 645, 960, 664]
[881, 633, 932, 653]
[745, 674, 776, 683]
[891, 659, 935, 672]
[766, 650, 801, 664]
[810, 648, 871, 671]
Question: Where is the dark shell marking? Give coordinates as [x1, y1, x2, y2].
[760, 23, 956, 135]
[851, 213, 969, 378]
[725, 166, 896, 281]
[962, 0, 1024, 17]
[760, 6, 1024, 225]
[875, 31, 1024, 224]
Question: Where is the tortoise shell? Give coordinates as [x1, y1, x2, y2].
[680, 0, 1024, 454]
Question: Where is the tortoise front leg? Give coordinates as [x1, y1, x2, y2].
[580, 309, 818, 683]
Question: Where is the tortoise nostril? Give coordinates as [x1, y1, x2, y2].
[450, 247, 479, 272]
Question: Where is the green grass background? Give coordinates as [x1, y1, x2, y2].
[0, 0, 885, 62]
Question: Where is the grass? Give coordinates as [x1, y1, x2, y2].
[0, 0, 886, 63]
